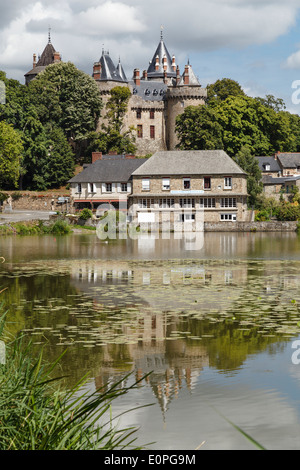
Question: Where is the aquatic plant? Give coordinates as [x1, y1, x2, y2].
[0, 311, 150, 450]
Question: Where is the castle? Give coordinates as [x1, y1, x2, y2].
[25, 31, 207, 155]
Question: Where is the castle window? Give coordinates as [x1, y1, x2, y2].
[136, 108, 142, 119]
[137, 124, 143, 138]
[150, 109, 155, 119]
[150, 125, 155, 139]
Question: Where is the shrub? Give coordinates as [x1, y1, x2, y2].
[79, 208, 93, 220]
[255, 210, 270, 222]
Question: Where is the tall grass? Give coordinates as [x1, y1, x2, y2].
[0, 310, 151, 450]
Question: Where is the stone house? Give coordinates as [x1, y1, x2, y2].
[129, 150, 249, 227]
[68, 152, 147, 214]
[92, 32, 207, 156]
[257, 152, 300, 199]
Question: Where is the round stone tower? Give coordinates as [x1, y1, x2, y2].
[166, 63, 207, 150]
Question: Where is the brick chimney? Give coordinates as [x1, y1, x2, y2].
[155, 55, 159, 72]
[142, 70, 148, 80]
[172, 55, 176, 72]
[93, 62, 101, 80]
[125, 154, 135, 159]
[33, 53, 37, 68]
[133, 68, 140, 86]
[92, 152, 102, 163]
[162, 55, 167, 71]
[163, 70, 168, 84]
[184, 65, 189, 85]
[53, 51, 61, 63]
[176, 65, 180, 85]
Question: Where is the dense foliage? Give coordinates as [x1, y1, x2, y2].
[0, 64, 102, 190]
[176, 78, 300, 157]
[88, 86, 136, 156]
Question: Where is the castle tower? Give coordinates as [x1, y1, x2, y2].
[166, 61, 207, 150]
[24, 30, 62, 85]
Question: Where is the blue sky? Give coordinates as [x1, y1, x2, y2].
[1, 0, 300, 114]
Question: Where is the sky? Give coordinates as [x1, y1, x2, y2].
[1, 0, 300, 113]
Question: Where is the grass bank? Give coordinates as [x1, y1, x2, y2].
[0, 219, 73, 236]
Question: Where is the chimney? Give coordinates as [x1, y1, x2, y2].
[108, 151, 118, 155]
[92, 152, 102, 163]
[133, 68, 140, 86]
[93, 62, 101, 80]
[163, 70, 168, 84]
[176, 65, 180, 85]
[142, 70, 148, 80]
[53, 51, 61, 63]
[125, 154, 135, 159]
[155, 55, 159, 71]
[184, 65, 189, 85]
[172, 55, 176, 72]
[33, 53, 37, 68]
[274, 151, 280, 160]
[162, 54, 167, 71]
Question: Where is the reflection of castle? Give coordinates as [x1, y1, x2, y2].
[69, 258, 249, 417]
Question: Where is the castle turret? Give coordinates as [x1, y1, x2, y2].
[165, 61, 207, 150]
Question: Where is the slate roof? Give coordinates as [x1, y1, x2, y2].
[147, 34, 176, 79]
[25, 40, 60, 78]
[132, 150, 246, 176]
[130, 80, 168, 101]
[256, 156, 281, 172]
[69, 157, 147, 183]
[178, 63, 200, 86]
[262, 175, 300, 185]
[97, 51, 127, 82]
[277, 153, 300, 168]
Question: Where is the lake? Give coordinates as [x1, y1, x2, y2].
[1, 230, 300, 450]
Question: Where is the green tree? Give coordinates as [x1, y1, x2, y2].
[0, 121, 23, 188]
[207, 78, 245, 104]
[89, 86, 136, 157]
[32, 127, 75, 190]
[233, 145, 263, 207]
[27, 62, 103, 157]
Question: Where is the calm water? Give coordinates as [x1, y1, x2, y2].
[1, 231, 300, 450]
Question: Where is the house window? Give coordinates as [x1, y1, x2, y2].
[162, 178, 170, 190]
[150, 125, 155, 139]
[139, 198, 155, 208]
[183, 178, 191, 190]
[179, 198, 195, 208]
[224, 177, 232, 189]
[88, 183, 96, 193]
[204, 177, 211, 189]
[220, 213, 237, 221]
[263, 164, 271, 171]
[106, 183, 112, 192]
[200, 197, 216, 208]
[77, 183, 82, 193]
[136, 108, 142, 119]
[159, 198, 175, 208]
[142, 179, 150, 191]
[121, 183, 128, 192]
[150, 109, 155, 119]
[137, 124, 143, 138]
[220, 197, 237, 208]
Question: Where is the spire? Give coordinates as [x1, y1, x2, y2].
[48, 26, 51, 44]
[147, 29, 176, 79]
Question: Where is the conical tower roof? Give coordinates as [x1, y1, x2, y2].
[178, 62, 201, 86]
[147, 31, 176, 79]
[98, 50, 127, 82]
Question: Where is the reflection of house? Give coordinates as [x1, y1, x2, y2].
[68, 152, 146, 212]
[130, 150, 249, 224]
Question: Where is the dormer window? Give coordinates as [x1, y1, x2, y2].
[263, 164, 270, 171]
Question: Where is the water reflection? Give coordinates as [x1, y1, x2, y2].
[2, 232, 300, 449]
